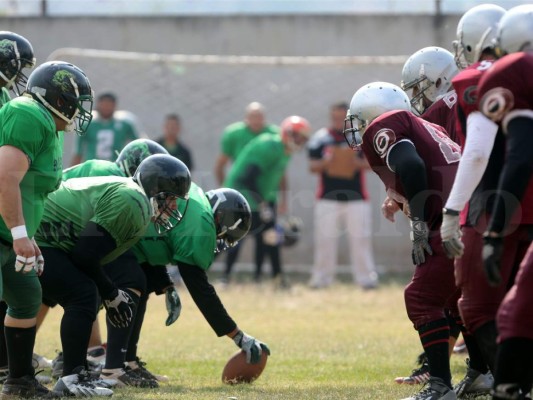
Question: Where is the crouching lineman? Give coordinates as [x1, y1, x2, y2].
[344, 82, 460, 400]
[472, 6, 533, 398]
[115, 186, 269, 383]
[34, 154, 191, 397]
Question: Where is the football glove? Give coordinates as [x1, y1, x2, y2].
[165, 286, 182, 326]
[259, 202, 274, 223]
[103, 289, 135, 328]
[410, 219, 433, 266]
[482, 235, 504, 287]
[441, 211, 464, 259]
[232, 330, 271, 364]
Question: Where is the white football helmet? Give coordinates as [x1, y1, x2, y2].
[453, 4, 506, 68]
[495, 5, 533, 56]
[344, 82, 411, 149]
[401, 47, 459, 115]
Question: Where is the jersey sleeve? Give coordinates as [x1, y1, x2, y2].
[91, 186, 151, 249]
[0, 109, 46, 164]
[125, 120, 139, 141]
[307, 128, 328, 159]
[220, 128, 234, 159]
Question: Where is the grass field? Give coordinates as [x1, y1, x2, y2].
[34, 274, 480, 399]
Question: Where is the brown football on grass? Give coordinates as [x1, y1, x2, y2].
[221, 350, 268, 384]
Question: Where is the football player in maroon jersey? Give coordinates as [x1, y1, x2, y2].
[345, 81, 460, 400]
[475, 5, 533, 398]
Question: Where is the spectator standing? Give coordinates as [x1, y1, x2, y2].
[307, 102, 378, 289]
[71, 92, 139, 165]
[156, 113, 194, 171]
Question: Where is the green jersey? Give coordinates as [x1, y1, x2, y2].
[221, 121, 279, 160]
[0, 87, 10, 108]
[0, 96, 63, 243]
[75, 114, 138, 162]
[63, 159, 124, 181]
[132, 182, 216, 270]
[35, 176, 151, 265]
[224, 134, 290, 210]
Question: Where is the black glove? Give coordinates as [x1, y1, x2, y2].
[410, 219, 433, 266]
[232, 330, 271, 364]
[103, 289, 135, 328]
[165, 286, 182, 326]
[482, 235, 504, 287]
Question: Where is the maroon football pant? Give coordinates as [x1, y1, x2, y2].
[404, 235, 457, 329]
[498, 243, 533, 341]
[456, 222, 530, 333]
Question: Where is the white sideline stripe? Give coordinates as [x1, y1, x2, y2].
[47, 48, 408, 66]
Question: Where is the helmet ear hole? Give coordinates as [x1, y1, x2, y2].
[435, 78, 442, 89]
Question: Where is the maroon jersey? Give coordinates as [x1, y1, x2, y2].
[478, 52, 533, 226]
[361, 110, 460, 230]
[451, 60, 495, 146]
[421, 90, 460, 144]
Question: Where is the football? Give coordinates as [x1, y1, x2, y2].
[221, 350, 268, 384]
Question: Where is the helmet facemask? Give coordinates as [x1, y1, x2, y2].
[150, 192, 189, 234]
[343, 112, 364, 150]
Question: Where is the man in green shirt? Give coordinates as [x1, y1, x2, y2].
[61, 151, 270, 385]
[223, 116, 311, 285]
[71, 92, 139, 165]
[0, 61, 93, 399]
[35, 154, 190, 397]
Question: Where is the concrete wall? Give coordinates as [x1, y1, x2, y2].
[1, 15, 462, 273]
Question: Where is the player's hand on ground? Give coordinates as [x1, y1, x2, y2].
[482, 235, 504, 287]
[165, 286, 182, 326]
[103, 289, 135, 328]
[232, 330, 271, 364]
[13, 237, 36, 273]
[441, 213, 464, 259]
[410, 219, 433, 266]
[381, 196, 400, 223]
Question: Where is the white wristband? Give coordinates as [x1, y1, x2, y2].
[11, 225, 28, 240]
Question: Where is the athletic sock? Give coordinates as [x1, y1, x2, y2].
[61, 310, 93, 376]
[418, 318, 451, 388]
[494, 338, 533, 395]
[473, 320, 498, 372]
[462, 331, 489, 374]
[5, 326, 36, 378]
[105, 290, 139, 369]
[125, 292, 147, 363]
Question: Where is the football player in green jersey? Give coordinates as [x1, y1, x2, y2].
[223, 116, 311, 285]
[34, 154, 190, 397]
[0, 61, 93, 399]
[71, 92, 139, 165]
[0, 31, 36, 106]
[104, 186, 270, 383]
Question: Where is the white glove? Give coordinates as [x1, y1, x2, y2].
[441, 211, 464, 259]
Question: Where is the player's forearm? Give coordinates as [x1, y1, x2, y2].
[0, 175, 25, 230]
[487, 118, 533, 234]
[178, 262, 237, 336]
[445, 112, 498, 212]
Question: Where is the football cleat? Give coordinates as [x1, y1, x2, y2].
[452, 339, 467, 354]
[0, 368, 8, 384]
[128, 357, 169, 382]
[454, 359, 493, 398]
[32, 353, 53, 369]
[51, 352, 64, 380]
[0, 374, 60, 399]
[395, 361, 430, 385]
[101, 367, 158, 388]
[52, 366, 113, 397]
[401, 377, 457, 400]
[86, 345, 106, 366]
